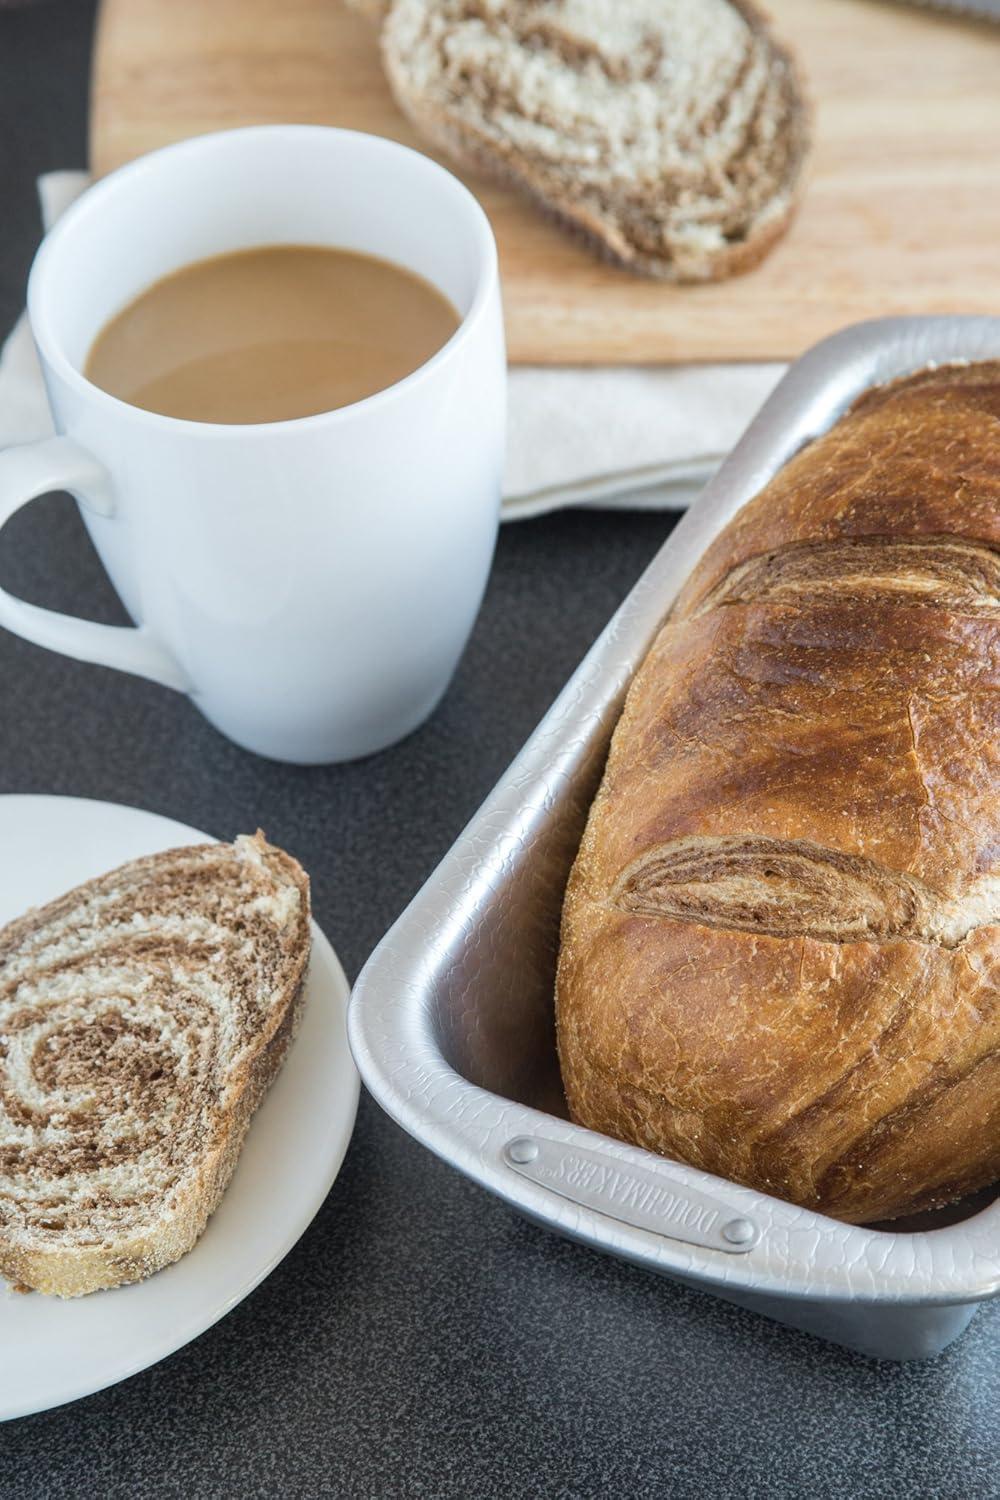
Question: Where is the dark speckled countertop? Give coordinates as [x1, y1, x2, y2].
[1, 5, 999, 1495]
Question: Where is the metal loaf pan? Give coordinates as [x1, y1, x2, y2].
[349, 317, 1000, 1361]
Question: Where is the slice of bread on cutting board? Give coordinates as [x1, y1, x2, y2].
[381, 0, 810, 281]
[0, 833, 310, 1297]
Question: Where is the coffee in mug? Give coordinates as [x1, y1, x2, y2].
[84, 245, 461, 424]
[0, 126, 506, 763]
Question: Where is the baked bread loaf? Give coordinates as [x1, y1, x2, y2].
[0, 834, 310, 1296]
[381, 0, 810, 281]
[557, 362, 1000, 1224]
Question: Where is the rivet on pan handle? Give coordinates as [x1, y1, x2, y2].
[503, 1135, 761, 1254]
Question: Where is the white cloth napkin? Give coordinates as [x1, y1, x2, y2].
[1, 172, 787, 520]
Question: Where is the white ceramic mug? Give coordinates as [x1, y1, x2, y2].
[1, 126, 506, 763]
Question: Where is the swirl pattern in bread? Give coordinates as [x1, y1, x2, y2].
[381, 0, 810, 281]
[557, 362, 1000, 1224]
[0, 834, 310, 1296]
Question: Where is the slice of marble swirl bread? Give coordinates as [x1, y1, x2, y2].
[381, 0, 810, 281]
[0, 834, 310, 1296]
[557, 362, 1000, 1224]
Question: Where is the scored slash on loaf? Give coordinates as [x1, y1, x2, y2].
[0, 834, 311, 1297]
[378, 0, 810, 281]
[557, 363, 1000, 1225]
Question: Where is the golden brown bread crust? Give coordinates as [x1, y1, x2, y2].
[556, 361, 1000, 1224]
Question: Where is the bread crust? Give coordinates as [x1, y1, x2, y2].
[556, 362, 1000, 1224]
[382, 0, 811, 282]
[0, 836, 311, 1296]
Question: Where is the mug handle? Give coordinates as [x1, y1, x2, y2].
[0, 437, 189, 692]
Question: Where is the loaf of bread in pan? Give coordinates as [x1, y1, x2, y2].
[556, 362, 1000, 1225]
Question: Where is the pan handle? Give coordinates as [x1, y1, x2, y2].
[501, 1132, 760, 1255]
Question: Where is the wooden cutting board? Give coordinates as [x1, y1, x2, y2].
[90, 0, 1000, 365]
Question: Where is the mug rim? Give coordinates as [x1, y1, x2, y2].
[27, 124, 501, 437]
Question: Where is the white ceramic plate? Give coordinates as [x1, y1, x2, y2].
[0, 795, 359, 1421]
